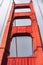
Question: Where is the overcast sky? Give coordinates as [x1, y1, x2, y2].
[0, 0, 43, 57]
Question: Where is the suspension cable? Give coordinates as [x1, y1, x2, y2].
[37, 0, 43, 19]
[0, 0, 11, 40]
[0, 0, 4, 6]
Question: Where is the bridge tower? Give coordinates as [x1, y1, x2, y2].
[0, 1, 43, 65]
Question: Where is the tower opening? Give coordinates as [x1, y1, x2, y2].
[10, 36, 33, 57]
[15, 8, 31, 12]
[13, 19, 31, 26]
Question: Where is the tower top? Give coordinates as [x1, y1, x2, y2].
[30, 0, 32, 2]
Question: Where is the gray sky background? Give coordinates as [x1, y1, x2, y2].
[0, 0, 43, 57]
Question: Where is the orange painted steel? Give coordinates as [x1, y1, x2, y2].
[7, 57, 36, 65]
[14, 12, 32, 18]
[11, 26, 32, 37]
[0, 1, 43, 65]
[15, 3, 31, 8]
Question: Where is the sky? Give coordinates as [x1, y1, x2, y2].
[0, 0, 43, 57]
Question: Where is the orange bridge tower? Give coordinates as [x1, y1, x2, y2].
[0, 1, 43, 65]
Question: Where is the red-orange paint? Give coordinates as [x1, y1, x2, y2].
[0, 1, 43, 65]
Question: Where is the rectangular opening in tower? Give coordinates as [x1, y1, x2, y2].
[15, 8, 31, 12]
[13, 19, 31, 26]
[10, 36, 33, 57]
